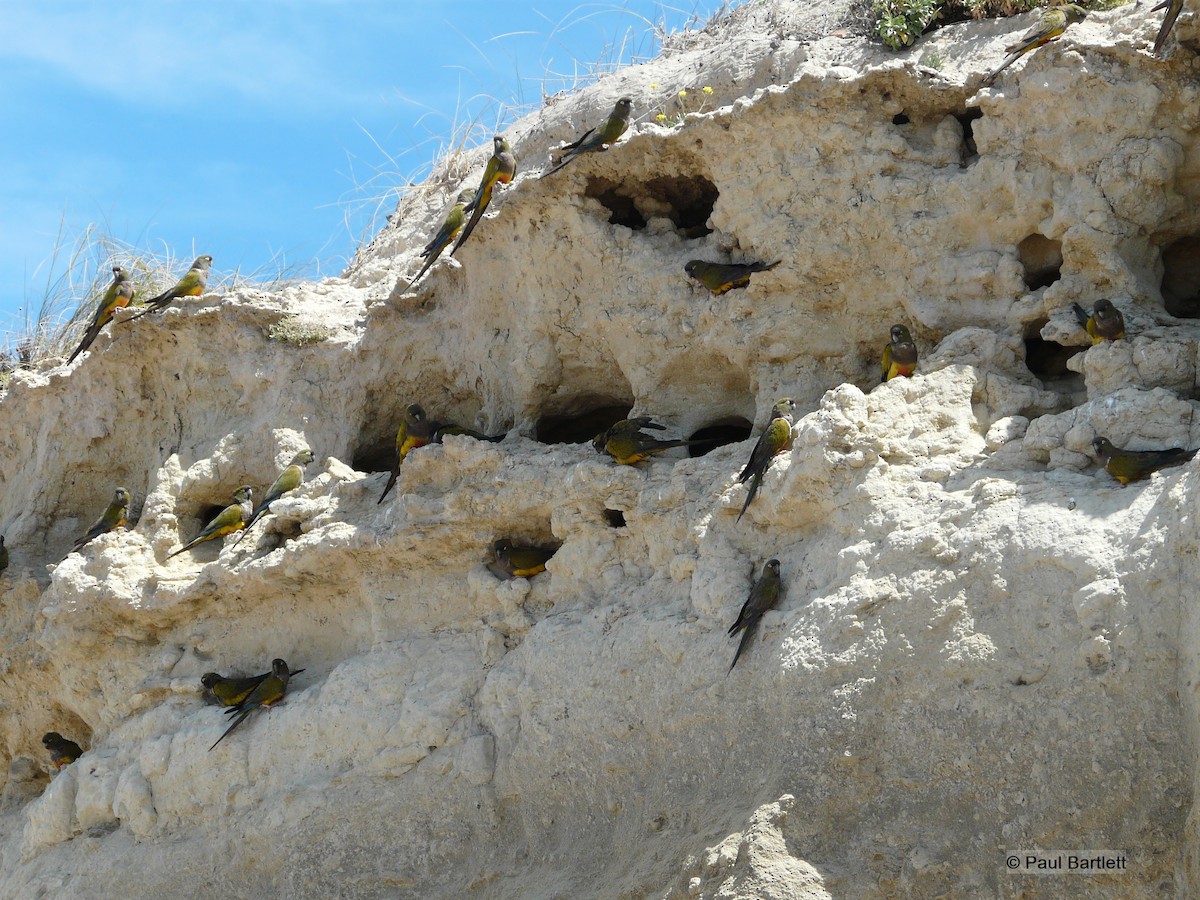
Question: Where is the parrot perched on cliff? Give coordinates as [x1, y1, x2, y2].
[233, 450, 314, 547]
[592, 417, 692, 465]
[0, 535, 8, 573]
[736, 399, 796, 523]
[72, 487, 130, 553]
[67, 266, 134, 364]
[167, 487, 253, 558]
[378, 403, 436, 504]
[881, 324, 918, 382]
[378, 405, 504, 503]
[42, 732, 84, 770]
[209, 658, 292, 750]
[727, 559, 783, 672]
[1071, 299, 1125, 345]
[450, 136, 516, 257]
[125, 255, 212, 321]
[982, 5, 1088, 87]
[1152, 0, 1184, 55]
[402, 189, 474, 293]
[1092, 437, 1197, 485]
[490, 538, 559, 578]
[541, 97, 633, 178]
[202, 663, 306, 707]
[684, 259, 781, 295]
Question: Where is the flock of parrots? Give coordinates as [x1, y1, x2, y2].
[22, 0, 1198, 774]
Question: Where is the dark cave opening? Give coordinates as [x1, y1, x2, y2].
[534, 399, 633, 445]
[955, 108, 982, 164]
[603, 509, 627, 528]
[687, 417, 753, 458]
[1017, 234, 1063, 291]
[1161, 236, 1200, 318]
[585, 174, 718, 239]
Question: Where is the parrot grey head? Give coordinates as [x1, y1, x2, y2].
[271, 658, 291, 681]
[764, 559, 781, 577]
[114, 487, 130, 504]
[201, 673, 221, 689]
[683, 260, 702, 277]
[193, 255, 213, 271]
[1093, 299, 1119, 324]
[890, 324, 913, 344]
[292, 449, 315, 466]
[771, 398, 796, 420]
[234, 486, 254, 503]
[494, 136, 511, 154]
[1092, 437, 1114, 460]
[456, 189, 475, 205]
[614, 97, 633, 116]
[493, 539, 512, 555]
[406, 403, 426, 424]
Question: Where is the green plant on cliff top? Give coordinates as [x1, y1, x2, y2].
[267, 315, 335, 347]
[876, 0, 1106, 51]
[875, 0, 942, 49]
[652, 84, 716, 127]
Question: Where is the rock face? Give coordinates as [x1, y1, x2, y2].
[2, 1, 1200, 897]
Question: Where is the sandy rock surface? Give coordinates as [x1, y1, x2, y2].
[2, 0, 1200, 896]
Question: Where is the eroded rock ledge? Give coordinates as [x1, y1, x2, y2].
[1, 2, 1199, 897]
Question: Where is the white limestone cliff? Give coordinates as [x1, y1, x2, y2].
[1, 1, 1199, 896]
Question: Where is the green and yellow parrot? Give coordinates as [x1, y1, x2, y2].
[42, 732, 84, 770]
[72, 487, 130, 553]
[1071, 299, 1125, 345]
[736, 399, 796, 523]
[209, 658, 291, 750]
[541, 97, 633, 178]
[377, 405, 504, 503]
[727, 559, 783, 672]
[202, 663, 306, 707]
[125, 254, 212, 321]
[1152, 0, 1184, 54]
[402, 189, 474, 293]
[167, 486, 253, 558]
[490, 538, 558, 578]
[378, 404, 436, 504]
[592, 416, 691, 465]
[983, 5, 1088, 86]
[450, 136, 516, 257]
[67, 266, 133, 364]
[233, 450, 314, 547]
[684, 259, 781, 295]
[0, 535, 8, 573]
[881, 324, 918, 382]
[1092, 436, 1197, 485]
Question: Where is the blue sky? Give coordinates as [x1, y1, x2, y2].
[2, 0, 722, 338]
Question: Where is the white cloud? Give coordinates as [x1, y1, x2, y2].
[2, 2, 399, 112]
